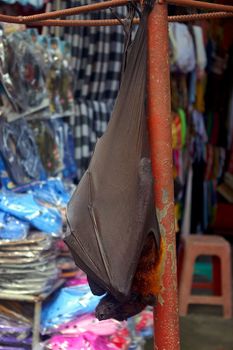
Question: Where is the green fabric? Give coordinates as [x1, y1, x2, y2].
[178, 108, 187, 147]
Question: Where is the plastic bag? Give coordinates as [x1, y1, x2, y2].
[0, 314, 31, 335]
[0, 191, 62, 235]
[0, 27, 20, 113]
[0, 118, 46, 186]
[0, 211, 29, 241]
[61, 122, 77, 179]
[45, 37, 74, 114]
[21, 178, 71, 208]
[41, 284, 101, 333]
[0, 313, 31, 347]
[4, 30, 47, 111]
[0, 154, 15, 190]
[29, 119, 64, 176]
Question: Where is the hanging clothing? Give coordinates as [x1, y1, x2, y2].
[49, 0, 126, 179]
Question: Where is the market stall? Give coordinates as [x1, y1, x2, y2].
[0, 1, 232, 350]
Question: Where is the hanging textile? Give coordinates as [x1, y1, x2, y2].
[49, 0, 126, 179]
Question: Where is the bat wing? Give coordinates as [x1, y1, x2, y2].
[65, 10, 160, 301]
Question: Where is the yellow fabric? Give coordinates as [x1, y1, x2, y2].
[195, 78, 206, 113]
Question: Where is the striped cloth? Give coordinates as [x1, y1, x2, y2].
[50, 0, 126, 179]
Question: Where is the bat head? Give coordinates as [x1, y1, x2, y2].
[95, 294, 121, 321]
[95, 293, 145, 321]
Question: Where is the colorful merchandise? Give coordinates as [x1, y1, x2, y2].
[0, 231, 59, 295]
[57, 314, 122, 337]
[21, 178, 71, 208]
[0, 118, 46, 186]
[45, 332, 119, 350]
[0, 191, 62, 235]
[0, 30, 47, 113]
[29, 119, 64, 177]
[169, 22, 196, 73]
[0, 211, 29, 241]
[41, 284, 101, 333]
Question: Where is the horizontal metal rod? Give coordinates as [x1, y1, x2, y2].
[0, 0, 233, 26]
[0, 0, 134, 23]
[167, 0, 233, 13]
[27, 18, 139, 26]
[169, 11, 233, 22]
[24, 11, 233, 27]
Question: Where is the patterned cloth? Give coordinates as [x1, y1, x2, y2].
[50, 0, 126, 179]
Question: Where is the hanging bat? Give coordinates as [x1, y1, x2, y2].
[65, 1, 162, 321]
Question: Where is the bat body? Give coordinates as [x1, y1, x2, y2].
[65, 3, 161, 321]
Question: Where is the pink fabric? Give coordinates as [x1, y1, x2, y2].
[46, 332, 119, 350]
[66, 277, 88, 287]
[58, 314, 122, 336]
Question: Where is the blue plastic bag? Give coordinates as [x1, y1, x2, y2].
[0, 191, 62, 235]
[17, 178, 71, 208]
[0, 211, 29, 241]
[41, 284, 101, 334]
[62, 124, 77, 179]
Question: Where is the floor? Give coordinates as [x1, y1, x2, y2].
[180, 310, 233, 350]
[145, 243, 233, 350]
[145, 305, 233, 350]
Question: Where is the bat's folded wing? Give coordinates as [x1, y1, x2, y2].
[65, 6, 160, 301]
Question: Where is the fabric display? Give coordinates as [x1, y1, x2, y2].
[0, 1, 231, 349]
[0, 211, 29, 241]
[0, 23, 77, 183]
[0, 232, 59, 295]
[0, 305, 32, 347]
[169, 22, 196, 74]
[50, 0, 206, 181]
[27, 31, 75, 115]
[169, 15, 233, 234]
[0, 177, 74, 348]
[29, 118, 76, 179]
[0, 118, 46, 186]
[48, 0, 127, 179]
[0, 118, 76, 187]
[41, 272, 154, 349]
[56, 240, 79, 279]
[41, 282, 102, 333]
[0, 24, 74, 117]
[0, 191, 62, 235]
[0, 10, 155, 347]
[0, 28, 47, 114]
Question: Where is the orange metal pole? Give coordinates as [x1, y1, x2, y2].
[147, 1, 180, 349]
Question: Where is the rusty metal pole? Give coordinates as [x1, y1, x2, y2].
[147, 1, 180, 349]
